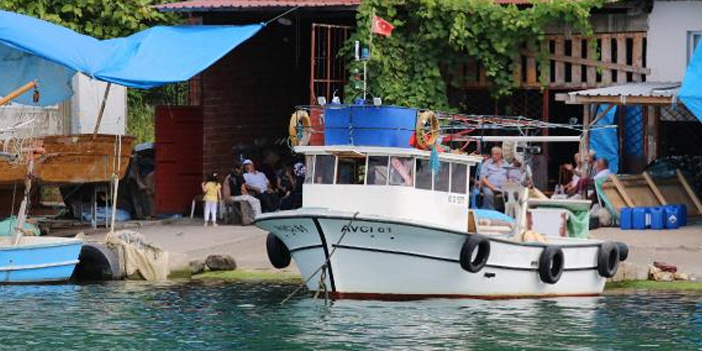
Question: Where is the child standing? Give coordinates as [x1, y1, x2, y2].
[202, 172, 222, 227]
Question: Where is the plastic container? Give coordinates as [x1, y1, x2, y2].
[620, 207, 633, 230]
[664, 206, 680, 229]
[649, 207, 665, 230]
[324, 105, 418, 148]
[632, 207, 648, 230]
[675, 204, 687, 227]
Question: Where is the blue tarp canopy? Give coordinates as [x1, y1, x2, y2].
[0, 10, 263, 106]
[681, 34, 702, 124]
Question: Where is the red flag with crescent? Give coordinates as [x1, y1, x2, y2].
[371, 15, 394, 37]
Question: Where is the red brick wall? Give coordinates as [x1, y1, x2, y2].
[201, 25, 305, 174]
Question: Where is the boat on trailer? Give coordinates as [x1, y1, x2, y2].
[256, 105, 627, 299]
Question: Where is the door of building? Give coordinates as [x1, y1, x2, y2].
[154, 105, 203, 214]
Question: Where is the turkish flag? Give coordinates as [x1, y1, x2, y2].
[372, 15, 394, 37]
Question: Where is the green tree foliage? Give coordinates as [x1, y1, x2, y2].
[0, 0, 179, 143]
[0, 0, 175, 39]
[347, 0, 605, 110]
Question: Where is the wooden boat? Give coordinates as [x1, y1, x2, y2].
[0, 236, 82, 283]
[0, 134, 133, 185]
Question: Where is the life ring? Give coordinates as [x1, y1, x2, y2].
[615, 242, 629, 261]
[538, 245, 564, 284]
[459, 234, 491, 273]
[597, 242, 620, 278]
[266, 233, 291, 269]
[415, 110, 440, 150]
[289, 110, 312, 146]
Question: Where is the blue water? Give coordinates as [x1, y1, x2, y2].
[0, 281, 700, 350]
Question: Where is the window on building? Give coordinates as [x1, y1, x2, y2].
[434, 161, 450, 192]
[688, 31, 702, 65]
[451, 163, 468, 194]
[415, 158, 433, 190]
[388, 156, 414, 186]
[314, 155, 335, 184]
[337, 156, 366, 185]
[367, 156, 389, 185]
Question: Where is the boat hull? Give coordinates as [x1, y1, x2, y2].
[0, 134, 133, 185]
[256, 210, 607, 299]
[0, 237, 82, 283]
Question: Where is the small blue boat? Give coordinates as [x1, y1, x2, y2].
[0, 237, 82, 283]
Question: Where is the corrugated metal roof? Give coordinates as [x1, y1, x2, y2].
[566, 82, 681, 98]
[157, 0, 361, 11]
[156, 0, 581, 12]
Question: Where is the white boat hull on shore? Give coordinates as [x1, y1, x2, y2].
[256, 209, 610, 299]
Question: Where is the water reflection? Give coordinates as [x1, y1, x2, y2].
[0, 282, 699, 350]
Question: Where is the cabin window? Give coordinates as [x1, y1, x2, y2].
[304, 155, 315, 184]
[337, 156, 366, 185]
[367, 156, 389, 185]
[433, 161, 450, 192]
[314, 155, 335, 184]
[451, 163, 467, 194]
[415, 158, 432, 190]
[388, 156, 414, 187]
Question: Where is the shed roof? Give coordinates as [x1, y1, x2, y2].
[156, 0, 361, 12]
[556, 82, 681, 106]
[156, 0, 581, 12]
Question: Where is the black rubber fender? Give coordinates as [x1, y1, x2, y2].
[597, 242, 620, 278]
[615, 242, 629, 262]
[266, 233, 291, 269]
[538, 245, 564, 284]
[459, 234, 491, 273]
[72, 243, 123, 281]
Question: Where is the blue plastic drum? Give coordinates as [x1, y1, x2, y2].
[620, 207, 633, 230]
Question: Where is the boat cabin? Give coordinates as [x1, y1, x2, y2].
[298, 145, 483, 231]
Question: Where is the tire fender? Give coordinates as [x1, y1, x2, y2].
[597, 242, 620, 278]
[615, 242, 629, 262]
[459, 234, 491, 273]
[539, 245, 564, 284]
[266, 233, 291, 269]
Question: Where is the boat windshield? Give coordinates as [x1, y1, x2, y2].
[305, 154, 470, 195]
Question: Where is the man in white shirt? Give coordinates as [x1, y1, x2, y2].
[593, 158, 613, 181]
[243, 159, 279, 212]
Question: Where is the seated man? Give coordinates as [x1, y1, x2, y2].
[242, 159, 280, 213]
[593, 158, 613, 181]
[223, 163, 262, 223]
[480, 146, 509, 210]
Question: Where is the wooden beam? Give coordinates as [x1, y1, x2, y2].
[609, 174, 635, 207]
[520, 49, 651, 75]
[632, 33, 644, 82]
[589, 103, 616, 127]
[554, 37, 565, 84]
[586, 40, 597, 85]
[0, 81, 37, 107]
[676, 169, 702, 216]
[616, 35, 627, 83]
[643, 171, 666, 205]
[601, 34, 612, 84]
[571, 36, 582, 84]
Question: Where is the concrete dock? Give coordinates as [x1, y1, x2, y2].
[82, 220, 701, 278]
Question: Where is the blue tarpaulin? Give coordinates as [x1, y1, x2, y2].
[0, 10, 263, 106]
[590, 104, 619, 174]
[681, 30, 702, 124]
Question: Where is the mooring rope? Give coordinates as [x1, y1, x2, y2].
[280, 211, 360, 305]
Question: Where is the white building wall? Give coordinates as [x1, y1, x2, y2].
[647, 0, 702, 82]
[70, 74, 127, 135]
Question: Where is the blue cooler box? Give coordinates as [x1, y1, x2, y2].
[324, 105, 418, 147]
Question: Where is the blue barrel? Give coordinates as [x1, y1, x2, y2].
[665, 206, 680, 229]
[650, 207, 665, 230]
[632, 207, 648, 230]
[620, 207, 633, 230]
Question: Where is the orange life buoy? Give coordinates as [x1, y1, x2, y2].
[288, 110, 312, 146]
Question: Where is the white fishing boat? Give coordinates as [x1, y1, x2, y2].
[256, 105, 627, 299]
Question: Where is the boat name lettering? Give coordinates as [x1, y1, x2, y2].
[273, 225, 309, 233]
[342, 225, 392, 234]
[448, 194, 466, 205]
